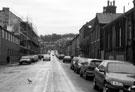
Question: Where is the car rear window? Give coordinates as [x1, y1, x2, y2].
[108, 62, 135, 74]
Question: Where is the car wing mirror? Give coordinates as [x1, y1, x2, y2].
[81, 62, 84, 65]
[99, 69, 105, 74]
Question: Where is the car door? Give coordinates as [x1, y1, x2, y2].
[95, 61, 106, 89]
[81, 61, 89, 74]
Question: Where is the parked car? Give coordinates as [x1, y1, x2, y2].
[19, 56, 32, 65]
[58, 54, 65, 59]
[80, 59, 102, 80]
[70, 56, 79, 70]
[63, 56, 71, 63]
[30, 55, 39, 62]
[74, 57, 88, 74]
[43, 54, 51, 61]
[93, 60, 135, 92]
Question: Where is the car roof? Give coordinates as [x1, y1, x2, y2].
[64, 56, 71, 57]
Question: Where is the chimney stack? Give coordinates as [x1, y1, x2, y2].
[104, 0, 117, 14]
[108, 0, 110, 6]
[113, 0, 115, 6]
[103, 7, 106, 13]
[2, 7, 9, 12]
[133, 0, 135, 7]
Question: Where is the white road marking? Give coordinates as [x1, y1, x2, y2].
[43, 68, 50, 92]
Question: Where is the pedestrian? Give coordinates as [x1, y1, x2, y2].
[6, 56, 10, 64]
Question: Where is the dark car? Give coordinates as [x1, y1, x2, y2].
[58, 54, 65, 59]
[70, 56, 79, 70]
[63, 56, 71, 63]
[74, 57, 88, 74]
[93, 60, 135, 92]
[80, 59, 102, 80]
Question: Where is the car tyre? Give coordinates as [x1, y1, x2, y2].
[80, 71, 83, 77]
[74, 68, 76, 72]
[19, 62, 22, 65]
[84, 72, 88, 80]
[76, 69, 80, 74]
[93, 77, 98, 90]
[29, 62, 31, 64]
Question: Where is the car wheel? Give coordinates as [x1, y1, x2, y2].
[84, 72, 88, 80]
[76, 69, 80, 74]
[93, 77, 98, 90]
[19, 62, 22, 65]
[80, 71, 83, 77]
[72, 66, 74, 70]
[74, 68, 76, 72]
[103, 83, 110, 92]
[70, 65, 72, 69]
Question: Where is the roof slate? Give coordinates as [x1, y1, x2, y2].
[96, 13, 122, 24]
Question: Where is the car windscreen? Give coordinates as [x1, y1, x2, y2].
[90, 60, 102, 67]
[108, 62, 135, 74]
[22, 56, 30, 59]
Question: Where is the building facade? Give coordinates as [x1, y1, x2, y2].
[0, 26, 20, 64]
[0, 7, 39, 57]
[0, 7, 39, 64]
[89, 0, 121, 59]
[102, 7, 135, 64]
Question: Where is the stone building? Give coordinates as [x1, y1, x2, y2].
[0, 26, 20, 64]
[89, 0, 121, 59]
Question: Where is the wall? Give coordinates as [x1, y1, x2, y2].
[0, 27, 20, 64]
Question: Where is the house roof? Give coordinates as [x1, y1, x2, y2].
[86, 18, 95, 27]
[96, 13, 122, 24]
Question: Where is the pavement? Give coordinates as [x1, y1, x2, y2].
[0, 62, 19, 69]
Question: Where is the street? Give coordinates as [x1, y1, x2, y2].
[0, 56, 98, 92]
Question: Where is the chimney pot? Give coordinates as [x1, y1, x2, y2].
[110, 2, 112, 6]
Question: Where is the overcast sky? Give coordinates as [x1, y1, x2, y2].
[0, 0, 134, 35]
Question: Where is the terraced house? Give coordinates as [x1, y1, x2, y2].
[89, 0, 122, 59]
[102, 2, 135, 64]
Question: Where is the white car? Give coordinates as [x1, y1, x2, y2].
[43, 54, 50, 61]
[19, 56, 32, 65]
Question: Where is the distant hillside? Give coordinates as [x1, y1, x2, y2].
[39, 33, 76, 42]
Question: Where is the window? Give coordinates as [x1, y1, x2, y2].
[2, 30, 4, 38]
[11, 35, 13, 42]
[108, 62, 135, 74]
[5, 32, 7, 40]
[8, 33, 10, 41]
[119, 28, 122, 47]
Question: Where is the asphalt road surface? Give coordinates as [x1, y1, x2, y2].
[0, 56, 98, 92]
